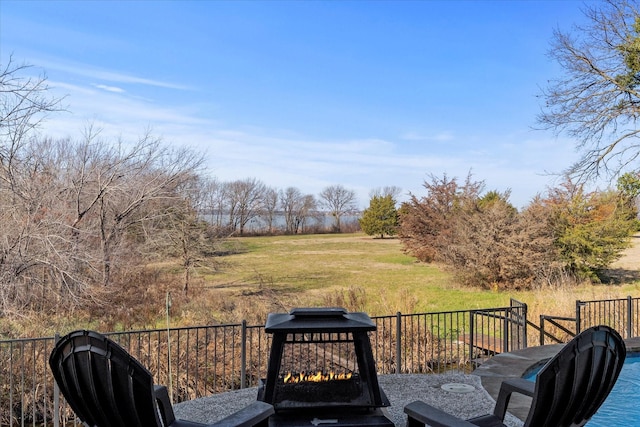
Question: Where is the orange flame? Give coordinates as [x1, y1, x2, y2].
[282, 371, 353, 384]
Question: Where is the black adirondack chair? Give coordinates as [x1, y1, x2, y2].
[49, 330, 274, 427]
[405, 325, 626, 427]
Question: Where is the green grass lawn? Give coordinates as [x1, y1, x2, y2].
[198, 234, 519, 319]
[186, 232, 640, 326]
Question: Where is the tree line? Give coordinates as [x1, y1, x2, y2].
[0, 58, 367, 319]
[201, 178, 360, 236]
[357, 170, 640, 289]
[360, 0, 640, 289]
[396, 173, 640, 290]
[3, 0, 640, 326]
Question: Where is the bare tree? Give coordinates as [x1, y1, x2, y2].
[280, 187, 304, 234]
[9, 129, 203, 292]
[539, 0, 640, 181]
[225, 178, 266, 235]
[94, 133, 203, 286]
[0, 58, 66, 311]
[296, 194, 320, 234]
[262, 186, 279, 234]
[280, 187, 318, 234]
[201, 177, 228, 231]
[0, 56, 63, 151]
[319, 184, 357, 232]
[0, 138, 68, 310]
[369, 186, 402, 202]
[148, 174, 215, 295]
[0, 59, 213, 313]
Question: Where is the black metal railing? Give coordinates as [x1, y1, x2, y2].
[1, 296, 636, 425]
[18, 294, 640, 426]
[533, 295, 640, 345]
[538, 315, 576, 345]
[0, 304, 527, 426]
[577, 295, 640, 338]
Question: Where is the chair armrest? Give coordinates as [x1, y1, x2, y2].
[493, 378, 535, 421]
[210, 401, 274, 427]
[155, 385, 177, 425]
[404, 400, 478, 427]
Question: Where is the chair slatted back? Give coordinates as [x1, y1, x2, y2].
[525, 325, 626, 427]
[50, 330, 163, 427]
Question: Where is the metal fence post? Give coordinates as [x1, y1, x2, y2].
[395, 312, 402, 374]
[576, 300, 583, 335]
[627, 295, 633, 339]
[503, 310, 509, 353]
[539, 315, 545, 346]
[54, 333, 60, 427]
[166, 293, 173, 401]
[522, 303, 528, 349]
[469, 311, 475, 361]
[241, 320, 247, 389]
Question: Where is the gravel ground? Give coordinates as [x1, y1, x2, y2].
[173, 373, 524, 427]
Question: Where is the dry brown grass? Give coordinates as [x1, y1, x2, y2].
[172, 233, 640, 330]
[8, 232, 640, 337]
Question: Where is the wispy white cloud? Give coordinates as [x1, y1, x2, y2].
[400, 131, 455, 142]
[93, 84, 125, 93]
[45, 80, 206, 137]
[38, 58, 191, 90]
[38, 69, 572, 210]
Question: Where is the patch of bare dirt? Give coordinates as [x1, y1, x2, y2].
[605, 234, 640, 283]
[611, 234, 640, 270]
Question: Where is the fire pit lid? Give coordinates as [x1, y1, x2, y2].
[265, 307, 376, 333]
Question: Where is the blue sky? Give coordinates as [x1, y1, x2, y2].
[1, 1, 594, 208]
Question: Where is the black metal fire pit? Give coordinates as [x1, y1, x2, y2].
[257, 307, 393, 427]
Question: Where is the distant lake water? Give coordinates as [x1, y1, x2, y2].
[203, 213, 361, 233]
